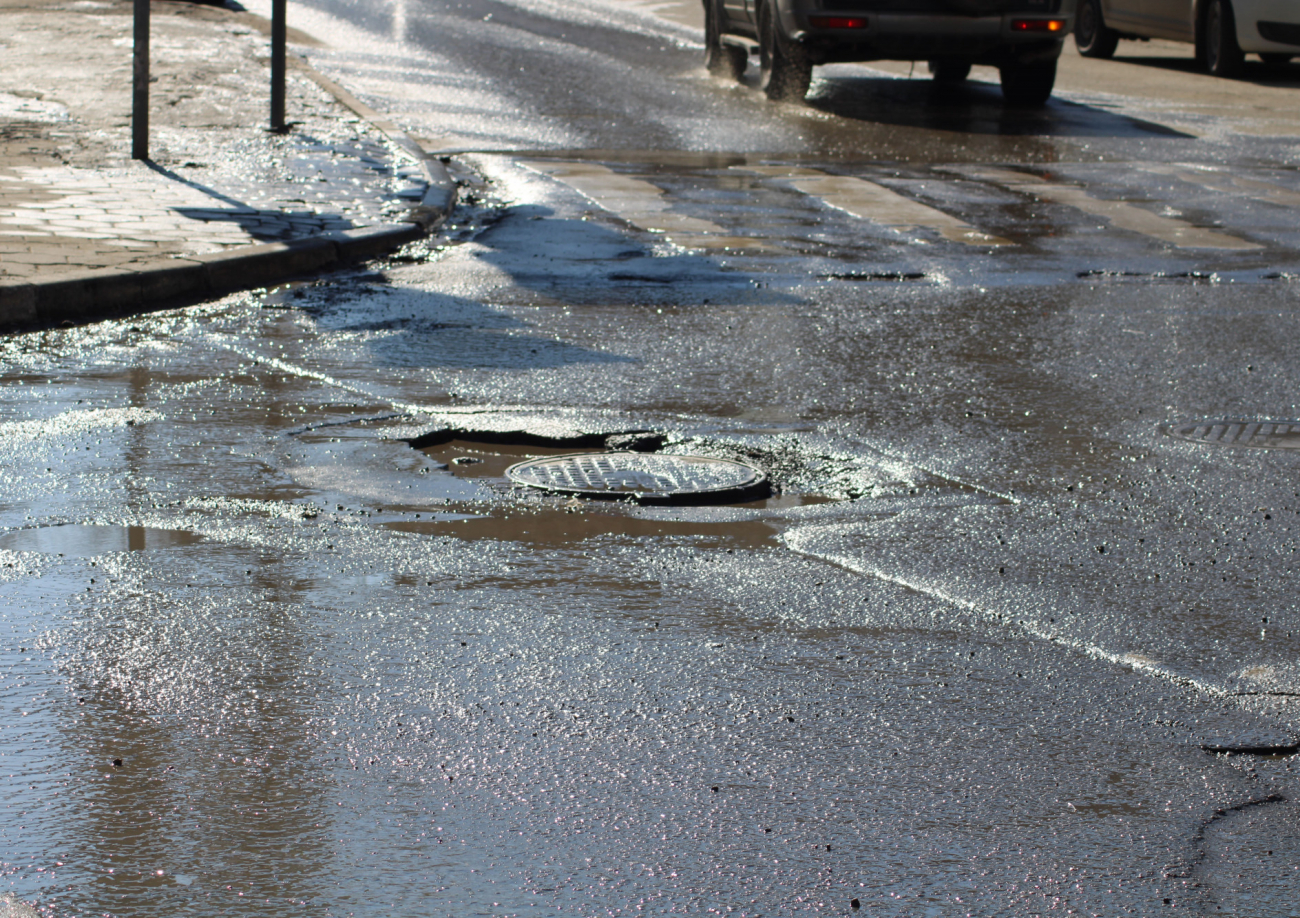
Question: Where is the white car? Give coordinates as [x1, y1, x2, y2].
[1075, 0, 1300, 75]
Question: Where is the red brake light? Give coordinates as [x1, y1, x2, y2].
[808, 15, 868, 28]
[1010, 18, 1066, 31]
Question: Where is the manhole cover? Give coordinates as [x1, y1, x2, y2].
[506, 452, 769, 504]
[1166, 420, 1300, 450]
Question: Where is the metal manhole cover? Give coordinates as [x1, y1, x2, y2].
[1166, 420, 1300, 450]
[506, 452, 769, 504]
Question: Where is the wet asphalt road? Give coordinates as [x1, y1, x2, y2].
[6, 1, 1300, 915]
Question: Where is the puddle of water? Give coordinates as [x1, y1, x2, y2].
[0, 525, 204, 557]
[422, 438, 586, 482]
[384, 505, 785, 549]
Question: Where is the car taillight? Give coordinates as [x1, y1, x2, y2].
[808, 15, 868, 28]
[1010, 18, 1066, 31]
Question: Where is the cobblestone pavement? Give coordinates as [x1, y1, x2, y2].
[0, 0, 430, 281]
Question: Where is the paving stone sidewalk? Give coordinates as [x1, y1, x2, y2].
[0, 0, 432, 283]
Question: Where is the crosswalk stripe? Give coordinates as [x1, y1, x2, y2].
[519, 160, 767, 250]
[966, 167, 1260, 251]
[736, 165, 1010, 246]
[1139, 163, 1300, 209]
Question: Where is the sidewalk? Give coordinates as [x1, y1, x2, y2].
[0, 0, 454, 327]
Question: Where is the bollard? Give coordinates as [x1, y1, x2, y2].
[132, 0, 149, 159]
[271, 0, 287, 132]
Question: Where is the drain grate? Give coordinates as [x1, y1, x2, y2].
[1166, 420, 1300, 450]
[506, 452, 769, 504]
[823, 271, 928, 282]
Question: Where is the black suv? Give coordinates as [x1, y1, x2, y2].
[705, 0, 1077, 104]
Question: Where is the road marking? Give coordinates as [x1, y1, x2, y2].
[966, 167, 1260, 251]
[735, 165, 1010, 246]
[519, 160, 766, 250]
[1139, 163, 1300, 209]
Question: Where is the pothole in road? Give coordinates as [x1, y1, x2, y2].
[419, 440, 793, 508]
[397, 413, 776, 506]
[1201, 740, 1300, 758]
[393, 411, 934, 503]
[1165, 420, 1300, 450]
[391, 438, 831, 547]
[0, 524, 204, 557]
[396, 411, 662, 453]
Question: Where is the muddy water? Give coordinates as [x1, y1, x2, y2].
[0, 525, 203, 556]
[1, 274, 1297, 917]
[0, 316, 896, 916]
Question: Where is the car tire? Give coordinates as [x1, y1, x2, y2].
[705, 0, 748, 81]
[757, 1, 812, 102]
[928, 60, 972, 82]
[999, 59, 1057, 107]
[1201, 0, 1244, 77]
[1075, 0, 1119, 59]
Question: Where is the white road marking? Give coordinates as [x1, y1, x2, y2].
[1140, 162, 1300, 209]
[736, 165, 1011, 246]
[782, 521, 1232, 700]
[967, 166, 1261, 250]
[520, 160, 768, 250]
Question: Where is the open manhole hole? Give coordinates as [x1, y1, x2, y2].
[1166, 420, 1300, 450]
[506, 452, 769, 505]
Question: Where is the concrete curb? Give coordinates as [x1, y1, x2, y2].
[1, 28, 460, 333]
[1, 222, 424, 330]
[290, 51, 461, 236]
[287, 55, 457, 227]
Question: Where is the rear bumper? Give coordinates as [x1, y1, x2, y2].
[788, 12, 1073, 63]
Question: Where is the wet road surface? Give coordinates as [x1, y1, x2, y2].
[6, 0, 1300, 915]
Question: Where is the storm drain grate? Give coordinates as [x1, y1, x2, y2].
[823, 271, 928, 282]
[1166, 420, 1300, 450]
[506, 452, 769, 504]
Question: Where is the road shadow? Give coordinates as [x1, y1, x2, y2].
[301, 268, 636, 371]
[173, 205, 357, 240]
[146, 160, 362, 241]
[802, 71, 1195, 137]
[1112, 52, 1300, 86]
[298, 203, 804, 371]
[466, 201, 802, 305]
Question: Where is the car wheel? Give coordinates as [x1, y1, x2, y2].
[705, 0, 748, 81]
[1201, 0, 1244, 77]
[757, 1, 812, 102]
[928, 60, 972, 82]
[1074, 0, 1119, 59]
[999, 59, 1057, 107]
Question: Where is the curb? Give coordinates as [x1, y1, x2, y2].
[1, 223, 424, 329]
[283, 41, 462, 231]
[1, 24, 459, 332]
[286, 55, 457, 228]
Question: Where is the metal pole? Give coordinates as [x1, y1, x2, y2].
[132, 0, 149, 159]
[271, 0, 287, 132]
